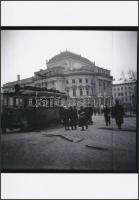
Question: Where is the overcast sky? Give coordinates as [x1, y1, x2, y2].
[1, 30, 137, 85]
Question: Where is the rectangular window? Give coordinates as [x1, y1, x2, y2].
[86, 89, 89, 96]
[66, 80, 69, 84]
[114, 93, 116, 96]
[72, 79, 75, 84]
[121, 87, 123, 90]
[125, 92, 127, 96]
[86, 79, 88, 83]
[79, 78, 82, 83]
[99, 81, 101, 87]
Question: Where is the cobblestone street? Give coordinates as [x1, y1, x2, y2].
[1, 115, 137, 171]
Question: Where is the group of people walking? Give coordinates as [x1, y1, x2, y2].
[60, 99, 125, 131]
[59, 106, 93, 131]
[103, 99, 125, 129]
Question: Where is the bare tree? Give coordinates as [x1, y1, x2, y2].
[119, 70, 125, 81]
[127, 69, 137, 80]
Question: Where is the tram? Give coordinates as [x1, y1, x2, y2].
[1, 85, 67, 133]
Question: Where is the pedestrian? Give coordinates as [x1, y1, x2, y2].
[63, 106, 70, 130]
[68, 106, 74, 130]
[112, 99, 125, 129]
[72, 106, 78, 130]
[84, 106, 93, 125]
[78, 106, 88, 131]
[94, 106, 97, 115]
[103, 105, 111, 126]
[88, 106, 93, 124]
[84, 107, 90, 125]
[69, 106, 78, 130]
[59, 106, 64, 124]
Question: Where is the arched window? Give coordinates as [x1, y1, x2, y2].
[80, 89, 83, 96]
[86, 89, 89, 96]
[73, 88, 76, 96]
[79, 78, 82, 83]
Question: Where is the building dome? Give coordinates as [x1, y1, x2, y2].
[47, 51, 94, 70]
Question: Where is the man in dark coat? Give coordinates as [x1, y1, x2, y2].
[88, 106, 93, 124]
[72, 106, 78, 130]
[78, 106, 88, 131]
[112, 100, 125, 129]
[68, 106, 78, 130]
[59, 106, 65, 124]
[103, 105, 111, 126]
[63, 106, 70, 130]
[84, 107, 90, 125]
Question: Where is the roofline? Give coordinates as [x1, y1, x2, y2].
[47, 50, 92, 64]
[3, 77, 34, 87]
[112, 81, 137, 86]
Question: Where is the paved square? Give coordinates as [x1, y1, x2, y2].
[1, 115, 137, 171]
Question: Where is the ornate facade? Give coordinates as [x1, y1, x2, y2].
[3, 51, 113, 107]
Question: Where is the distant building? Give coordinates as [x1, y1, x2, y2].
[112, 79, 137, 111]
[3, 51, 113, 107]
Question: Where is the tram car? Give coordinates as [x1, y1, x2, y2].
[1, 85, 67, 133]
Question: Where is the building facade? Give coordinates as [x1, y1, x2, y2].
[112, 79, 137, 111]
[3, 51, 113, 107]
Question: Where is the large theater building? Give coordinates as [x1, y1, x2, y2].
[3, 51, 113, 108]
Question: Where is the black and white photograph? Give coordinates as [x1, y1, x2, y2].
[1, 29, 138, 172]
